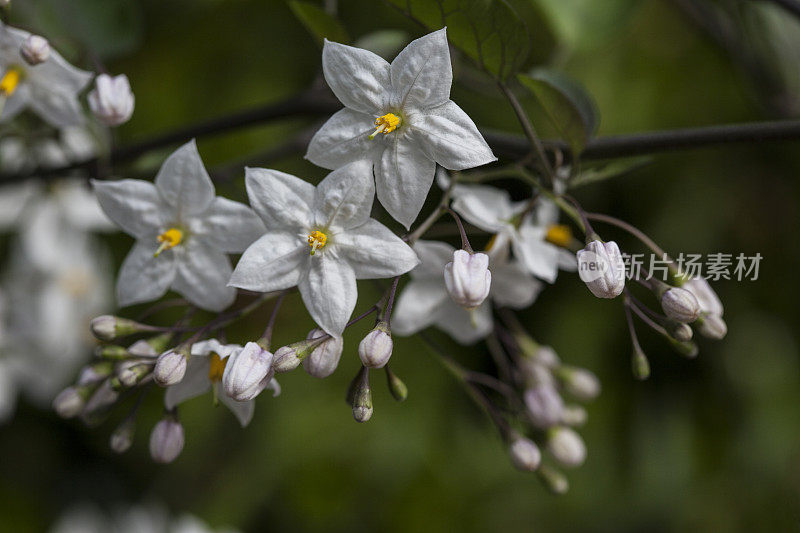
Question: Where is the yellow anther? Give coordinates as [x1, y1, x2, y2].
[485, 234, 498, 252]
[369, 113, 401, 139]
[545, 224, 572, 248]
[208, 352, 227, 382]
[154, 228, 183, 257]
[307, 230, 327, 255]
[0, 68, 21, 97]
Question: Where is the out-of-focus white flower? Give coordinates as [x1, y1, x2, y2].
[229, 160, 419, 337]
[306, 28, 495, 228]
[0, 125, 105, 176]
[392, 240, 541, 345]
[88, 74, 134, 126]
[576, 240, 625, 298]
[524, 384, 564, 429]
[509, 436, 541, 472]
[547, 426, 587, 468]
[0, 22, 92, 127]
[558, 366, 601, 401]
[149, 415, 184, 464]
[93, 140, 265, 311]
[20, 34, 50, 66]
[444, 250, 491, 309]
[303, 327, 343, 378]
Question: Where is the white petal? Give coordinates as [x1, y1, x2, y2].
[164, 357, 211, 409]
[374, 135, 436, 229]
[451, 185, 517, 233]
[219, 394, 255, 427]
[390, 278, 448, 336]
[0, 182, 39, 229]
[390, 28, 452, 110]
[229, 232, 307, 293]
[514, 224, 562, 284]
[314, 160, 375, 230]
[56, 181, 114, 231]
[298, 251, 357, 337]
[412, 100, 496, 170]
[27, 84, 86, 128]
[154, 140, 215, 215]
[190, 197, 265, 253]
[92, 179, 166, 239]
[434, 301, 493, 345]
[117, 240, 177, 307]
[172, 239, 236, 312]
[409, 239, 456, 279]
[491, 261, 542, 308]
[0, 84, 31, 124]
[191, 339, 241, 358]
[305, 108, 381, 170]
[322, 39, 391, 115]
[334, 219, 419, 279]
[244, 167, 314, 231]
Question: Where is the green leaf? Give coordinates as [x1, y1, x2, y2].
[289, 1, 350, 46]
[383, 0, 556, 80]
[569, 156, 651, 189]
[517, 69, 598, 155]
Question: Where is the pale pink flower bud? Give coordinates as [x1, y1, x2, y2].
[153, 349, 187, 386]
[509, 436, 541, 472]
[222, 342, 274, 401]
[661, 287, 700, 323]
[358, 322, 392, 368]
[576, 240, 625, 298]
[444, 250, 491, 309]
[88, 74, 135, 126]
[20, 35, 50, 65]
[149, 416, 184, 464]
[303, 328, 343, 378]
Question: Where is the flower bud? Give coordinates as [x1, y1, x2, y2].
[127, 333, 171, 358]
[537, 464, 569, 495]
[631, 348, 650, 380]
[661, 287, 700, 323]
[683, 278, 723, 316]
[444, 250, 491, 309]
[576, 240, 625, 298]
[358, 321, 392, 368]
[222, 342, 274, 401]
[303, 328, 343, 378]
[117, 361, 153, 388]
[53, 386, 86, 418]
[153, 349, 187, 386]
[273, 338, 322, 373]
[668, 321, 693, 342]
[110, 417, 135, 453]
[669, 338, 699, 359]
[558, 367, 601, 401]
[547, 427, 586, 468]
[88, 74, 135, 126]
[698, 314, 727, 340]
[524, 384, 564, 429]
[90, 315, 149, 341]
[348, 367, 372, 422]
[20, 35, 50, 65]
[81, 381, 120, 426]
[385, 366, 408, 402]
[76, 362, 113, 386]
[561, 405, 588, 426]
[94, 344, 130, 360]
[149, 415, 184, 464]
[508, 436, 541, 472]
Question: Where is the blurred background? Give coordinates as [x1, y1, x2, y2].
[1, 0, 799, 531]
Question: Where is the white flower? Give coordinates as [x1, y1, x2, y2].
[88, 73, 134, 126]
[93, 140, 265, 311]
[0, 22, 92, 127]
[450, 184, 576, 283]
[229, 160, 419, 337]
[306, 28, 496, 228]
[163, 339, 278, 427]
[391, 240, 542, 345]
[444, 249, 491, 309]
[0, 125, 105, 175]
[50, 503, 241, 533]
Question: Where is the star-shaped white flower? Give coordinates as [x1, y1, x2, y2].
[0, 22, 92, 127]
[93, 139, 265, 311]
[229, 160, 420, 337]
[392, 240, 542, 345]
[164, 339, 279, 428]
[450, 184, 576, 283]
[305, 28, 496, 229]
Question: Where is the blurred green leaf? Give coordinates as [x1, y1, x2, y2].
[506, 0, 558, 67]
[354, 29, 410, 60]
[289, 1, 351, 46]
[569, 156, 651, 188]
[383, 0, 554, 80]
[518, 69, 597, 155]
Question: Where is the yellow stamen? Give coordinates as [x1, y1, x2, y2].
[485, 234, 498, 252]
[154, 228, 183, 257]
[307, 230, 327, 255]
[369, 113, 401, 139]
[208, 352, 226, 382]
[0, 68, 21, 97]
[545, 224, 572, 248]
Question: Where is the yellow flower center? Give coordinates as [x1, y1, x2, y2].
[0, 67, 21, 97]
[154, 228, 183, 257]
[307, 230, 327, 255]
[208, 352, 227, 382]
[545, 224, 572, 248]
[369, 113, 401, 139]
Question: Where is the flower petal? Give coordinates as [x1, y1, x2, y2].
[305, 108, 381, 170]
[390, 278, 448, 336]
[298, 251, 357, 337]
[190, 196, 265, 253]
[165, 357, 211, 409]
[154, 140, 215, 215]
[314, 160, 375, 231]
[412, 100, 496, 170]
[172, 239, 236, 312]
[245, 167, 314, 232]
[514, 224, 563, 284]
[229, 232, 307, 293]
[451, 185, 516, 233]
[390, 28, 452, 110]
[374, 135, 436, 229]
[56, 181, 114, 231]
[92, 179, 166, 239]
[117, 240, 177, 307]
[219, 394, 255, 427]
[0, 83, 31, 124]
[334, 219, 419, 279]
[433, 301, 493, 345]
[322, 39, 391, 115]
[491, 261, 542, 308]
[409, 239, 456, 279]
[27, 83, 86, 128]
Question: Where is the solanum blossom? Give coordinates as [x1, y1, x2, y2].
[392, 240, 541, 345]
[306, 28, 496, 228]
[0, 22, 92, 127]
[163, 339, 279, 428]
[229, 160, 419, 337]
[93, 139, 265, 311]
